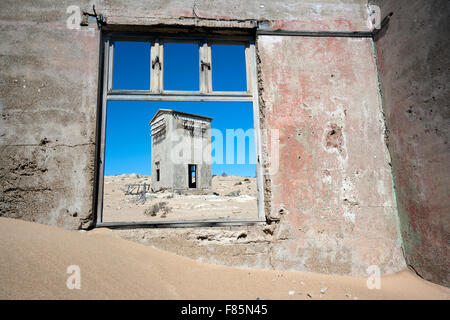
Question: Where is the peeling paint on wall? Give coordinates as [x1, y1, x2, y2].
[258, 34, 405, 275]
[372, 0, 450, 287]
[0, 0, 418, 279]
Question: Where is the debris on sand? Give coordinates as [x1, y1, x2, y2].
[103, 174, 257, 222]
[320, 287, 328, 294]
[144, 202, 171, 217]
[129, 192, 152, 205]
[226, 190, 241, 197]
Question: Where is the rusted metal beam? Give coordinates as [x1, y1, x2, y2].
[256, 29, 373, 38]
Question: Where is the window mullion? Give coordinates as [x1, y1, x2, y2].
[199, 41, 206, 93]
[245, 43, 252, 94]
[206, 42, 212, 92]
[150, 39, 163, 92]
[199, 41, 212, 93]
[107, 40, 114, 91]
[158, 41, 164, 92]
[150, 40, 157, 92]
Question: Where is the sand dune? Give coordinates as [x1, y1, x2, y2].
[0, 217, 448, 300]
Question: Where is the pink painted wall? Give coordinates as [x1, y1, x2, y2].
[1, 0, 412, 278]
[258, 35, 405, 275]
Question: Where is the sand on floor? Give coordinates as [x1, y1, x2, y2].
[102, 174, 258, 222]
[0, 217, 448, 300]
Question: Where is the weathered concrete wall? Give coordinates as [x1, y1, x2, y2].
[121, 34, 407, 277]
[111, 25, 407, 277]
[0, 0, 370, 230]
[0, 0, 410, 277]
[151, 111, 212, 192]
[171, 113, 212, 192]
[150, 113, 172, 191]
[0, 0, 100, 229]
[258, 35, 404, 275]
[372, 0, 450, 286]
[100, 0, 371, 32]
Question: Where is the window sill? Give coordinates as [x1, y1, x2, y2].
[96, 218, 266, 229]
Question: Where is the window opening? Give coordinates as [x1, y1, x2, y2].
[97, 32, 264, 226]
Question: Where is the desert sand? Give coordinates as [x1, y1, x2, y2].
[0, 217, 448, 300]
[102, 174, 258, 222]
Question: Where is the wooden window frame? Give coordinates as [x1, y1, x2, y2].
[95, 31, 265, 228]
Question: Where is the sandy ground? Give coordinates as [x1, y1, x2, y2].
[0, 217, 448, 300]
[103, 174, 258, 222]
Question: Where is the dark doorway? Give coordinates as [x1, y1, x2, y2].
[155, 162, 160, 182]
[188, 164, 197, 188]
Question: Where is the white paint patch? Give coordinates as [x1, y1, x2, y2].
[342, 177, 356, 224]
[258, 35, 283, 50]
[377, 177, 386, 205]
[321, 172, 332, 185]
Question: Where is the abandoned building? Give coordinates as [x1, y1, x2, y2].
[149, 109, 212, 192]
[0, 0, 448, 289]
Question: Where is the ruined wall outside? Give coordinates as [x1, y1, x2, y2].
[125, 34, 406, 277]
[0, 0, 370, 229]
[0, 0, 100, 229]
[372, 0, 450, 286]
[151, 113, 172, 191]
[172, 115, 212, 192]
[0, 0, 408, 277]
[111, 10, 406, 277]
[258, 35, 404, 275]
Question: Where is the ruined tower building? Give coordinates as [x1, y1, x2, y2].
[149, 109, 212, 192]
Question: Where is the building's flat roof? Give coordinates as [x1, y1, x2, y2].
[149, 109, 213, 124]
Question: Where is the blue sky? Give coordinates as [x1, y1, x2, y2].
[112, 41, 247, 91]
[105, 41, 255, 177]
